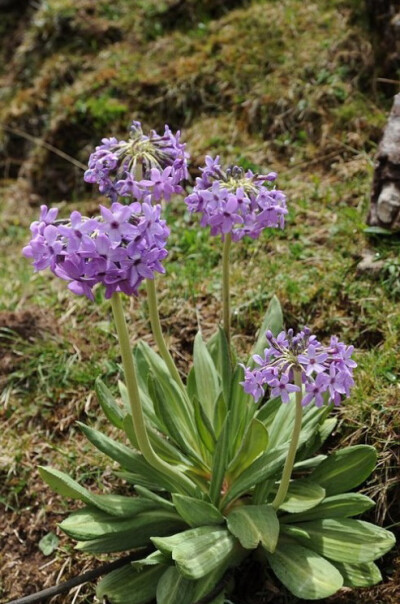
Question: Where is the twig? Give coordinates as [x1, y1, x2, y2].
[5, 549, 151, 604]
[0, 123, 87, 171]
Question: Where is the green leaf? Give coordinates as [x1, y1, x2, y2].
[193, 331, 221, 420]
[132, 550, 170, 570]
[251, 296, 283, 360]
[148, 374, 197, 458]
[294, 455, 327, 471]
[136, 341, 195, 434]
[193, 396, 217, 454]
[156, 567, 195, 604]
[279, 479, 325, 513]
[207, 328, 232, 404]
[332, 561, 382, 587]
[282, 518, 396, 563]
[364, 225, 393, 235]
[73, 508, 185, 553]
[227, 419, 269, 480]
[135, 486, 175, 510]
[95, 378, 125, 429]
[38, 532, 59, 556]
[227, 504, 279, 552]
[172, 494, 224, 527]
[309, 445, 377, 495]
[39, 466, 157, 517]
[213, 392, 228, 439]
[209, 413, 231, 505]
[265, 541, 343, 600]
[96, 564, 165, 604]
[280, 493, 375, 524]
[222, 446, 287, 507]
[173, 527, 238, 579]
[78, 422, 181, 493]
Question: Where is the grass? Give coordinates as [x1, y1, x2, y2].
[0, 0, 399, 602]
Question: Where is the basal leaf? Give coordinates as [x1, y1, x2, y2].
[172, 527, 238, 579]
[193, 331, 221, 421]
[96, 564, 165, 604]
[282, 518, 395, 563]
[251, 296, 283, 360]
[227, 419, 269, 480]
[206, 327, 232, 404]
[95, 378, 125, 429]
[156, 567, 195, 604]
[209, 413, 231, 505]
[309, 446, 377, 495]
[279, 479, 325, 513]
[172, 494, 224, 527]
[280, 493, 375, 524]
[266, 541, 343, 600]
[332, 561, 382, 587]
[222, 445, 287, 507]
[227, 504, 279, 552]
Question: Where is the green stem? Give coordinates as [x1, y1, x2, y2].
[110, 292, 195, 494]
[146, 278, 186, 392]
[271, 369, 303, 510]
[222, 233, 232, 349]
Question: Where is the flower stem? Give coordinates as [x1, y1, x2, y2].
[146, 278, 186, 392]
[222, 233, 232, 349]
[271, 369, 303, 510]
[110, 292, 195, 494]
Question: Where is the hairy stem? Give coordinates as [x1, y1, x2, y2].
[146, 278, 186, 391]
[111, 292, 195, 494]
[222, 233, 232, 349]
[271, 369, 303, 510]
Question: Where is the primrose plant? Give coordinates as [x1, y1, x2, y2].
[23, 121, 395, 604]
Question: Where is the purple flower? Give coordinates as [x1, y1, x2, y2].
[23, 203, 170, 300]
[184, 157, 287, 240]
[84, 121, 189, 203]
[241, 327, 356, 407]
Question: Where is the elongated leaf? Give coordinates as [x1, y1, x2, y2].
[294, 455, 327, 471]
[209, 413, 231, 505]
[96, 564, 165, 604]
[251, 296, 283, 360]
[157, 567, 195, 604]
[135, 486, 175, 510]
[148, 374, 198, 458]
[132, 550, 170, 570]
[222, 445, 287, 507]
[60, 507, 179, 541]
[207, 328, 232, 404]
[213, 392, 228, 439]
[136, 341, 195, 433]
[227, 504, 279, 552]
[279, 479, 325, 513]
[95, 378, 125, 429]
[194, 331, 221, 420]
[173, 528, 238, 579]
[309, 446, 377, 495]
[78, 422, 181, 493]
[75, 510, 185, 553]
[256, 396, 281, 426]
[280, 493, 375, 524]
[193, 396, 217, 454]
[172, 494, 224, 527]
[332, 561, 382, 587]
[227, 419, 269, 480]
[266, 541, 343, 600]
[282, 519, 395, 563]
[39, 467, 156, 517]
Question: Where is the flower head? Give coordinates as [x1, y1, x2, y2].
[84, 121, 189, 202]
[23, 203, 169, 300]
[241, 327, 356, 407]
[184, 156, 287, 240]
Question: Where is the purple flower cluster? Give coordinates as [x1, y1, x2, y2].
[22, 203, 169, 300]
[184, 156, 287, 240]
[241, 328, 356, 407]
[84, 121, 189, 202]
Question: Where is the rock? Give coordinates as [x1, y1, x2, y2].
[368, 93, 400, 231]
[356, 250, 385, 277]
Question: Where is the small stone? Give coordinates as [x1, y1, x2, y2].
[356, 250, 385, 277]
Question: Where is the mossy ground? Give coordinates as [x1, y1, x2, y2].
[0, 1, 399, 602]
